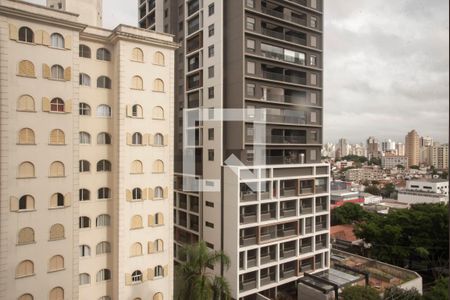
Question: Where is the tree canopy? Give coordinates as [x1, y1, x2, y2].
[341, 285, 380, 300]
[332, 203, 368, 226]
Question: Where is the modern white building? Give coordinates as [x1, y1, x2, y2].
[398, 179, 449, 205]
[0, 0, 177, 299]
[223, 164, 331, 299]
[429, 144, 448, 170]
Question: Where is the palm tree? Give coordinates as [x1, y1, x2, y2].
[175, 241, 231, 300]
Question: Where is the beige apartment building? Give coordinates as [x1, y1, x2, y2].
[405, 130, 420, 167]
[0, 0, 177, 299]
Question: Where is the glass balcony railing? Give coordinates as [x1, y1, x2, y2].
[262, 71, 307, 85]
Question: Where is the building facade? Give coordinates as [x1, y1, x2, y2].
[405, 130, 420, 167]
[139, 0, 328, 299]
[381, 155, 408, 170]
[0, 0, 177, 299]
[367, 136, 380, 159]
[345, 167, 385, 182]
[429, 144, 448, 170]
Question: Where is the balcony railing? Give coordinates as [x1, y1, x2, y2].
[240, 214, 258, 224]
[260, 254, 276, 265]
[240, 235, 257, 247]
[300, 245, 312, 254]
[262, 71, 307, 85]
[266, 93, 309, 106]
[261, 28, 307, 46]
[261, 7, 308, 27]
[241, 192, 257, 202]
[316, 205, 327, 213]
[269, 135, 307, 144]
[316, 223, 327, 232]
[280, 248, 296, 259]
[280, 208, 297, 218]
[247, 257, 257, 268]
[301, 206, 313, 215]
[305, 226, 313, 234]
[280, 268, 296, 279]
[261, 211, 276, 221]
[316, 242, 327, 250]
[260, 274, 276, 286]
[240, 279, 257, 292]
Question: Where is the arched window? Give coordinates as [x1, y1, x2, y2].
[97, 160, 112, 172]
[98, 187, 111, 200]
[50, 129, 65, 145]
[96, 269, 112, 282]
[79, 103, 91, 116]
[154, 52, 165, 66]
[80, 244, 91, 257]
[18, 293, 34, 300]
[79, 44, 91, 58]
[51, 65, 64, 80]
[79, 73, 91, 86]
[155, 213, 164, 226]
[18, 162, 35, 178]
[18, 27, 34, 43]
[153, 79, 165, 92]
[131, 76, 143, 90]
[96, 214, 111, 227]
[154, 265, 164, 278]
[79, 160, 91, 173]
[131, 215, 143, 229]
[97, 48, 111, 61]
[50, 98, 65, 112]
[97, 76, 112, 89]
[49, 287, 64, 300]
[97, 132, 112, 145]
[49, 161, 65, 177]
[16, 260, 34, 278]
[50, 193, 65, 208]
[80, 132, 91, 144]
[153, 160, 165, 173]
[96, 241, 111, 255]
[154, 187, 164, 199]
[131, 160, 143, 174]
[49, 224, 65, 240]
[79, 273, 90, 285]
[132, 48, 144, 62]
[130, 243, 143, 257]
[18, 195, 34, 210]
[79, 216, 91, 229]
[18, 128, 35, 145]
[155, 239, 164, 252]
[153, 293, 164, 300]
[154, 133, 164, 146]
[50, 33, 64, 48]
[132, 133, 143, 145]
[131, 270, 143, 283]
[152, 106, 165, 120]
[96, 105, 112, 117]
[17, 95, 35, 112]
[18, 60, 35, 77]
[18, 227, 35, 245]
[48, 255, 64, 272]
[132, 104, 143, 118]
[79, 189, 90, 201]
[132, 188, 142, 201]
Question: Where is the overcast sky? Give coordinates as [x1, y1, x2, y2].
[29, 0, 449, 144]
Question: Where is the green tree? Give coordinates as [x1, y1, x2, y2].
[383, 286, 421, 300]
[369, 157, 382, 166]
[410, 165, 420, 170]
[332, 203, 368, 225]
[423, 277, 449, 300]
[396, 165, 405, 170]
[381, 183, 396, 198]
[365, 185, 381, 196]
[355, 204, 449, 274]
[341, 285, 380, 300]
[175, 241, 231, 300]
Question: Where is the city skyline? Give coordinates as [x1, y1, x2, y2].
[27, 0, 450, 143]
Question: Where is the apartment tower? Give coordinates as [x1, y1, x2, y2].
[0, 0, 177, 299]
[405, 130, 420, 167]
[139, 0, 329, 299]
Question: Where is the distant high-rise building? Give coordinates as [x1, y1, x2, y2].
[338, 138, 349, 158]
[367, 136, 380, 159]
[405, 130, 420, 167]
[420, 136, 434, 147]
[382, 139, 396, 153]
[430, 144, 449, 170]
[396, 142, 406, 156]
